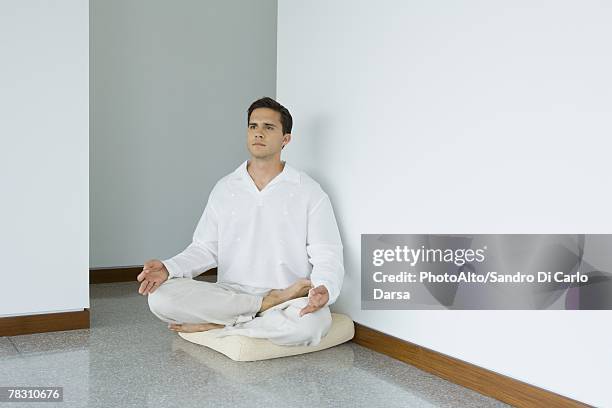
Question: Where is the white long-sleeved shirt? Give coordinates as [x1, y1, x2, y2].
[161, 160, 344, 306]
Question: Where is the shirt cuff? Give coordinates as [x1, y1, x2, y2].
[161, 259, 182, 280]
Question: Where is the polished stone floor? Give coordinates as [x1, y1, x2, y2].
[0, 281, 509, 407]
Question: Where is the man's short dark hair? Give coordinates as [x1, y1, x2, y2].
[247, 97, 293, 135]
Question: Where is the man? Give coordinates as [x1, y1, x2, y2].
[137, 97, 344, 347]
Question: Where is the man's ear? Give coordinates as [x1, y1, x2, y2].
[282, 133, 292, 149]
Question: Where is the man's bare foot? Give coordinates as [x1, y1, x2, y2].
[259, 278, 313, 312]
[168, 322, 224, 333]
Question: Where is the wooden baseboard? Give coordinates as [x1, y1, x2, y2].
[89, 266, 217, 283]
[352, 322, 591, 408]
[0, 308, 90, 337]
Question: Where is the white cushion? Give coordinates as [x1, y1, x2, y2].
[177, 313, 354, 361]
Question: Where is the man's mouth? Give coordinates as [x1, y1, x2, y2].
[253, 143, 266, 146]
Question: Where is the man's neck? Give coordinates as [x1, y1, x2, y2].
[247, 157, 285, 191]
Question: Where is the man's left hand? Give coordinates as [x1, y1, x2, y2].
[299, 284, 329, 317]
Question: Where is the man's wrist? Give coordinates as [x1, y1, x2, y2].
[161, 259, 181, 279]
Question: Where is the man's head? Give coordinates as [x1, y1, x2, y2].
[246, 97, 292, 160]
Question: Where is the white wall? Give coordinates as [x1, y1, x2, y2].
[90, 0, 278, 268]
[0, 1, 89, 317]
[277, 1, 611, 406]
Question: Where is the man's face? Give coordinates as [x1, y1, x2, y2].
[247, 108, 291, 159]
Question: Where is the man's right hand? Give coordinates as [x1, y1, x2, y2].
[137, 259, 169, 295]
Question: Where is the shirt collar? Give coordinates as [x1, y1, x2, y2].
[232, 159, 300, 186]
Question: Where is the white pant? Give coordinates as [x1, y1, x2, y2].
[148, 278, 332, 347]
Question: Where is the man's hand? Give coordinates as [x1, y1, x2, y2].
[137, 259, 169, 295]
[299, 284, 329, 317]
